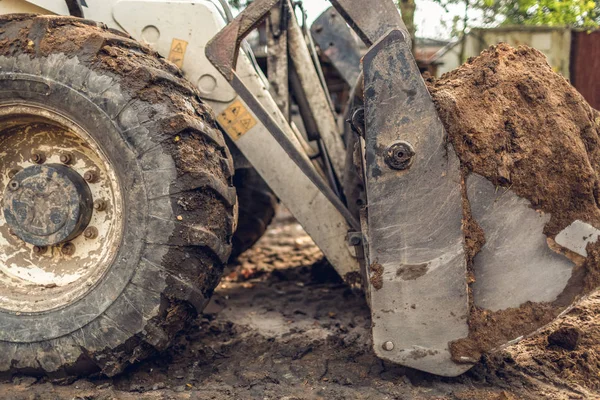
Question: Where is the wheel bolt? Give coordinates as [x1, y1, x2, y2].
[31, 152, 46, 164]
[61, 242, 75, 256]
[8, 181, 19, 191]
[60, 153, 72, 165]
[8, 168, 20, 179]
[84, 170, 98, 183]
[83, 226, 98, 240]
[93, 199, 107, 212]
[33, 246, 47, 255]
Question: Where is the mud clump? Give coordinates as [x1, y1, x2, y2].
[369, 261, 383, 290]
[428, 44, 600, 363]
[547, 325, 582, 350]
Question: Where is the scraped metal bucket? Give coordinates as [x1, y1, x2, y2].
[360, 29, 599, 376]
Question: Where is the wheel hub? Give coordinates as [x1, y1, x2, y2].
[3, 164, 93, 247]
[0, 104, 123, 313]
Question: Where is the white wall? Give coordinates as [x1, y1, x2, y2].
[435, 27, 571, 78]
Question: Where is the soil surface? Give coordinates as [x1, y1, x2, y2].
[1, 210, 599, 399]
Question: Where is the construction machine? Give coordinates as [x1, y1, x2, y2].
[0, 0, 596, 378]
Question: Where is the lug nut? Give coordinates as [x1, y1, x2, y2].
[60, 153, 72, 165]
[83, 226, 98, 240]
[84, 170, 98, 183]
[8, 181, 19, 191]
[93, 199, 107, 212]
[31, 152, 46, 164]
[61, 242, 75, 256]
[33, 246, 47, 255]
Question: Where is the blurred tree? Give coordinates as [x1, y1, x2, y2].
[227, 0, 247, 8]
[501, 0, 599, 27]
[398, 0, 417, 50]
[434, 0, 501, 63]
[435, 0, 599, 64]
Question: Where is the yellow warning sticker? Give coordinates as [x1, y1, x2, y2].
[168, 39, 188, 68]
[217, 100, 257, 140]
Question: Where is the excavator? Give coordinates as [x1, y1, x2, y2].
[0, 0, 596, 378]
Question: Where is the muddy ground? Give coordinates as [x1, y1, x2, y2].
[0, 209, 598, 399]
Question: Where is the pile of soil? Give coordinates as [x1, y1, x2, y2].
[429, 43, 600, 238]
[428, 43, 600, 366]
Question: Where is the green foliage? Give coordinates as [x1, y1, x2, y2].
[434, 0, 599, 34]
[501, 0, 599, 27]
[227, 0, 250, 10]
[432, 0, 599, 63]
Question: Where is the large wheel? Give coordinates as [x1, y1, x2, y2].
[0, 15, 236, 376]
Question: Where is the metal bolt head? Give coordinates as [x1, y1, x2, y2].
[382, 341, 395, 351]
[60, 153, 72, 165]
[31, 152, 46, 164]
[83, 226, 98, 240]
[7, 168, 20, 179]
[93, 199, 107, 212]
[83, 170, 98, 183]
[384, 141, 415, 170]
[61, 242, 75, 256]
[349, 235, 362, 246]
[7, 181, 19, 191]
[33, 245, 47, 255]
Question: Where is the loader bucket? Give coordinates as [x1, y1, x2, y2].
[360, 31, 600, 376]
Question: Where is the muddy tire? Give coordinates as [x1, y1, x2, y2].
[0, 15, 236, 376]
[231, 165, 278, 259]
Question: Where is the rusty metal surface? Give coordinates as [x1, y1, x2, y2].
[329, 0, 407, 47]
[362, 30, 471, 376]
[206, 0, 279, 80]
[311, 7, 361, 87]
[570, 31, 600, 111]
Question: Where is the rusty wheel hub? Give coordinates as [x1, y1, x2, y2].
[3, 164, 93, 247]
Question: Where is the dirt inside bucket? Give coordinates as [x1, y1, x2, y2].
[427, 43, 600, 369]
